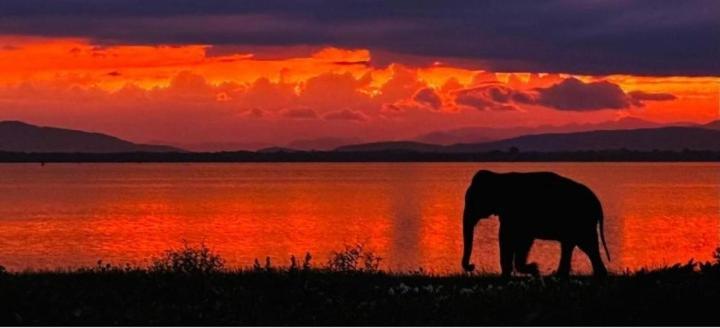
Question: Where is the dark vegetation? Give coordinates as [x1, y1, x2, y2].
[1, 149, 720, 163]
[2, 244, 720, 325]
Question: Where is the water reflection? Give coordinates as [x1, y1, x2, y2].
[0, 163, 716, 273]
[387, 165, 423, 271]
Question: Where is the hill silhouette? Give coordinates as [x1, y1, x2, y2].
[0, 121, 181, 153]
[256, 146, 301, 153]
[335, 141, 442, 153]
[704, 120, 720, 130]
[415, 117, 690, 145]
[286, 137, 364, 151]
[448, 127, 720, 152]
[2, 121, 719, 162]
[338, 127, 720, 153]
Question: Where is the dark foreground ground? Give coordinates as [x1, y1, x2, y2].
[2, 262, 720, 326]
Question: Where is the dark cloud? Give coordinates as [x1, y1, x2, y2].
[323, 109, 368, 122]
[0, 0, 717, 75]
[535, 78, 631, 111]
[412, 87, 442, 110]
[628, 91, 676, 101]
[453, 78, 678, 112]
[628, 90, 677, 107]
[244, 108, 265, 118]
[454, 85, 530, 111]
[280, 108, 318, 119]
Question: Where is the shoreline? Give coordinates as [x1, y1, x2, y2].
[2, 263, 720, 325]
[1, 149, 720, 163]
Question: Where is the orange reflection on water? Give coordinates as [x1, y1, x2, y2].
[616, 179, 720, 270]
[0, 163, 717, 274]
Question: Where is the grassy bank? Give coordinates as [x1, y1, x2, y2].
[2, 245, 720, 325]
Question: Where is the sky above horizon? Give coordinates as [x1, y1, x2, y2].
[0, 1, 718, 147]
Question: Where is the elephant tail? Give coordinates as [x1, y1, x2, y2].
[599, 209, 611, 261]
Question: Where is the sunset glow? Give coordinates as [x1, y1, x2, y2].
[0, 37, 717, 148]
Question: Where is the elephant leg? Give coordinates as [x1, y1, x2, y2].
[578, 237, 608, 278]
[514, 237, 539, 276]
[498, 226, 514, 278]
[555, 242, 574, 277]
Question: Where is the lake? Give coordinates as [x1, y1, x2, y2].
[0, 163, 717, 274]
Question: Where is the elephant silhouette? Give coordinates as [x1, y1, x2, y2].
[461, 170, 610, 277]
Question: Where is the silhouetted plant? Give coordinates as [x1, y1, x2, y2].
[699, 247, 720, 274]
[303, 252, 312, 270]
[77, 260, 138, 274]
[150, 241, 225, 274]
[665, 260, 697, 275]
[327, 243, 382, 272]
[290, 255, 298, 271]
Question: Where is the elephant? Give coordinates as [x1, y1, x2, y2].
[461, 170, 610, 277]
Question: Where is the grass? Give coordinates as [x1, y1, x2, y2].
[1, 244, 720, 325]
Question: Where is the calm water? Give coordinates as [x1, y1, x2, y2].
[0, 163, 717, 274]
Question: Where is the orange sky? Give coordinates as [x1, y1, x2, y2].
[0, 37, 717, 147]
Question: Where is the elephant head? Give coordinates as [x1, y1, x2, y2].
[461, 170, 500, 272]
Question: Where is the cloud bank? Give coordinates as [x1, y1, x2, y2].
[0, 0, 718, 75]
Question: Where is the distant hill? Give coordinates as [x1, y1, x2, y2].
[0, 121, 182, 153]
[334, 141, 443, 152]
[704, 120, 720, 130]
[447, 127, 720, 152]
[337, 127, 720, 153]
[256, 146, 301, 153]
[170, 141, 271, 152]
[415, 117, 690, 145]
[287, 137, 364, 151]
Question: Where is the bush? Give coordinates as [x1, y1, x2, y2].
[327, 243, 382, 272]
[79, 260, 138, 274]
[289, 252, 313, 271]
[150, 241, 225, 274]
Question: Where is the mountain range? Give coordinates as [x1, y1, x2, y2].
[336, 125, 720, 153]
[703, 119, 720, 130]
[1, 119, 719, 154]
[414, 117, 695, 145]
[446, 126, 720, 152]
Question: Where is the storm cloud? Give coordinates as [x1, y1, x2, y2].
[455, 85, 532, 111]
[412, 88, 442, 110]
[280, 108, 318, 119]
[454, 78, 679, 112]
[323, 109, 369, 122]
[0, 0, 717, 75]
[535, 78, 631, 111]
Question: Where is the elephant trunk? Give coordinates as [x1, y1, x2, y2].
[461, 207, 476, 272]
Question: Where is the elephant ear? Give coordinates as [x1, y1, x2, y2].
[481, 172, 507, 215]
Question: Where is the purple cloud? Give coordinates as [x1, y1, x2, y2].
[535, 78, 631, 111]
[453, 78, 678, 112]
[280, 108, 318, 119]
[323, 109, 368, 122]
[0, 0, 717, 75]
[412, 87, 442, 110]
[454, 85, 530, 111]
[628, 91, 676, 101]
